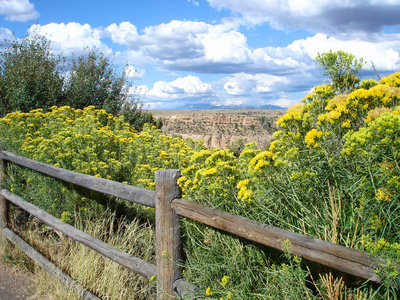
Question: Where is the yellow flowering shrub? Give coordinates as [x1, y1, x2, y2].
[0, 106, 204, 217]
[243, 72, 400, 256]
[179, 148, 241, 209]
[343, 111, 400, 252]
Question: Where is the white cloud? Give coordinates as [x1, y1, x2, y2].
[201, 28, 251, 64]
[107, 20, 307, 75]
[188, 0, 199, 6]
[0, 0, 39, 22]
[31, 23, 111, 57]
[17, 19, 399, 110]
[223, 73, 287, 96]
[148, 75, 213, 101]
[105, 22, 139, 45]
[42, 20, 397, 79]
[207, 0, 400, 35]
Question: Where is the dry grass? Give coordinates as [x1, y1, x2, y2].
[323, 183, 341, 244]
[1, 210, 156, 300]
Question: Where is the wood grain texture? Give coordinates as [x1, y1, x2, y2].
[155, 169, 183, 299]
[171, 198, 381, 282]
[1, 189, 157, 280]
[1, 227, 101, 300]
[0, 150, 155, 207]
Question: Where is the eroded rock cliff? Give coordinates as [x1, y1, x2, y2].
[151, 109, 286, 149]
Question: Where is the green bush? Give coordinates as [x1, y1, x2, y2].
[0, 32, 64, 117]
[0, 32, 156, 131]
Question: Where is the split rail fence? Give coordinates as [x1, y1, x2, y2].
[0, 147, 384, 299]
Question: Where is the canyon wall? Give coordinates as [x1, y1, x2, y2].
[151, 109, 286, 149]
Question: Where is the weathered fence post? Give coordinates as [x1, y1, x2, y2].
[155, 169, 182, 299]
[0, 142, 9, 229]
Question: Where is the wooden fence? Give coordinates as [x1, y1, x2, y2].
[0, 148, 385, 299]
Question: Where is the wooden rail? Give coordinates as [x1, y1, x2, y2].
[0, 151, 156, 208]
[172, 198, 380, 282]
[1, 189, 156, 280]
[0, 149, 197, 299]
[0, 148, 391, 299]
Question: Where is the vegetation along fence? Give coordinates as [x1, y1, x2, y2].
[0, 147, 388, 299]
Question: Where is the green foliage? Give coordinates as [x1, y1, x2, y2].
[121, 102, 159, 131]
[316, 50, 365, 94]
[63, 49, 127, 115]
[228, 138, 246, 157]
[0, 32, 156, 131]
[0, 32, 64, 117]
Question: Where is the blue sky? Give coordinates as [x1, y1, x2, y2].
[0, 0, 399, 109]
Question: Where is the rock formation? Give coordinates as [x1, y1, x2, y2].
[151, 109, 286, 149]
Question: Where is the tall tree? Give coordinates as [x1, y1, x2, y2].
[0, 32, 64, 117]
[63, 49, 160, 130]
[63, 49, 127, 116]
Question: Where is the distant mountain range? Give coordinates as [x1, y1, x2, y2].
[180, 103, 285, 110]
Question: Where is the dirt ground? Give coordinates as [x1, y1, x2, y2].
[0, 261, 38, 299]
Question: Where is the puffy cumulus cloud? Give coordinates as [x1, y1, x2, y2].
[214, 72, 313, 108]
[105, 22, 139, 45]
[202, 27, 252, 64]
[108, 20, 207, 65]
[108, 20, 307, 75]
[106, 21, 248, 70]
[0, 0, 39, 22]
[148, 75, 214, 102]
[138, 20, 207, 61]
[101, 20, 400, 78]
[144, 71, 316, 110]
[207, 0, 400, 35]
[30, 23, 111, 57]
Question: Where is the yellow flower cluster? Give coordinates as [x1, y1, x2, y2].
[248, 151, 274, 174]
[237, 179, 252, 202]
[179, 149, 240, 204]
[370, 215, 383, 230]
[318, 81, 400, 128]
[304, 129, 328, 148]
[362, 235, 400, 257]
[276, 104, 305, 130]
[375, 188, 393, 202]
[380, 72, 400, 87]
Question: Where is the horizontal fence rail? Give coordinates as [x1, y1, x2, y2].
[0, 151, 156, 207]
[172, 198, 380, 282]
[1, 189, 157, 280]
